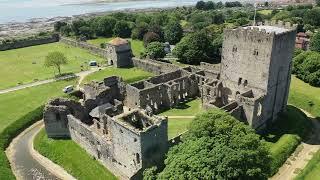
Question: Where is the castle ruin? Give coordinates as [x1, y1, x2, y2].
[43, 21, 297, 179]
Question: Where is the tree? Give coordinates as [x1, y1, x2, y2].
[113, 20, 132, 38]
[54, 21, 67, 32]
[205, 1, 216, 10]
[44, 51, 68, 75]
[173, 31, 214, 64]
[304, 8, 320, 27]
[292, 51, 320, 86]
[195, 1, 206, 10]
[146, 42, 166, 60]
[164, 21, 183, 44]
[264, 1, 269, 7]
[156, 109, 271, 179]
[93, 16, 117, 37]
[131, 22, 148, 40]
[143, 32, 161, 47]
[317, 0, 320, 6]
[310, 32, 320, 52]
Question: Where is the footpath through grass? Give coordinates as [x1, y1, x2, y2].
[0, 42, 104, 90]
[87, 38, 145, 57]
[82, 67, 153, 84]
[34, 128, 117, 180]
[0, 78, 77, 132]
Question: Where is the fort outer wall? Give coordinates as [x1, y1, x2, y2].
[0, 34, 59, 51]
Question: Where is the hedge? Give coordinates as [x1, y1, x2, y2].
[0, 105, 44, 180]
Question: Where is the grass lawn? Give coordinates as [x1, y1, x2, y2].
[81, 67, 153, 84]
[168, 118, 192, 139]
[34, 128, 117, 180]
[159, 98, 203, 116]
[295, 150, 320, 180]
[0, 42, 104, 90]
[87, 38, 145, 57]
[288, 76, 320, 118]
[0, 78, 77, 132]
[258, 9, 272, 15]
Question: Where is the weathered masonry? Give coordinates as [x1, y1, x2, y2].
[43, 21, 297, 179]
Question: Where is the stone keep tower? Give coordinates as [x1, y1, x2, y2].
[220, 21, 297, 128]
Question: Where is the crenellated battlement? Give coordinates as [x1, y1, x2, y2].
[224, 21, 297, 43]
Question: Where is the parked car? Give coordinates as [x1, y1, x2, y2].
[89, 60, 97, 66]
[63, 85, 74, 93]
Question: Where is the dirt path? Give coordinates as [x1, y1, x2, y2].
[270, 110, 320, 180]
[0, 67, 105, 94]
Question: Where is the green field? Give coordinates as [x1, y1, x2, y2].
[87, 38, 145, 57]
[0, 78, 77, 132]
[289, 76, 320, 118]
[168, 118, 192, 138]
[34, 128, 117, 180]
[0, 42, 104, 90]
[82, 67, 153, 84]
[258, 9, 272, 15]
[295, 150, 320, 180]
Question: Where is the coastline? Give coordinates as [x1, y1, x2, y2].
[0, 6, 183, 39]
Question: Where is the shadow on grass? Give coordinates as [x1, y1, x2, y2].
[155, 97, 197, 115]
[262, 105, 313, 143]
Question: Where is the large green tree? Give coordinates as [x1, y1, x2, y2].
[44, 51, 68, 75]
[113, 20, 132, 38]
[164, 21, 183, 44]
[292, 51, 320, 86]
[154, 109, 271, 180]
[93, 16, 117, 37]
[173, 31, 214, 64]
[310, 32, 320, 52]
[146, 42, 166, 60]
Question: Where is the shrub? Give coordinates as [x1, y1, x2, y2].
[164, 21, 183, 44]
[0, 105, 44, 180]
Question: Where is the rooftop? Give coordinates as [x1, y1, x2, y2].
[244, 25, 290, 34]
[108, 37, 128, 46]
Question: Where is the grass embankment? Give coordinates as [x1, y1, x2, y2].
[295, 150, 320, 180]
[264, 105, 312, 175]
[0, 42, 104, 90]
[34, 129, 117, 180]
[87, 38, 145, 57]
[288, 76, 320, 118]
[82, 67, 153, 84]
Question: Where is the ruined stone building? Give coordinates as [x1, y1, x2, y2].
[106, 37, 133, 67]
[43, 21, 296, 179]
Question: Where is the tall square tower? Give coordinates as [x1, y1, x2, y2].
[220, 21, 297, 128]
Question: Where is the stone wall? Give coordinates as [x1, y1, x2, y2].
[132, 58, 179, 75]
[0, 34, 59, 51]
[60, 37, 110, 59]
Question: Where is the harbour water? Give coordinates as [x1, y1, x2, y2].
[0, 0, 202, 24]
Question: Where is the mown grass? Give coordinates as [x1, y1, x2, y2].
[0, 42, 104, 90]
[168, 118, 192, 139]
[295, 150, 320, 180]
[159, 99, 204, 116]
[0, 78, 77, 132]
[87, 38, 145, 57]
[288, 76, 320, 118]
[81, 67, 153, 84]
[258, 9, 272, 15]
[34, 128, 117, 180]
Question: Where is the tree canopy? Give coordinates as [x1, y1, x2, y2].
[173, 31, 214, 64]
[164, 21, 183, 44]
[113, 20, 132, 38]
[310, 32, 320, 52]
[146, 42, 166, 60]
[151, 109, 271, 180]
[44, 51, 68, 75]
